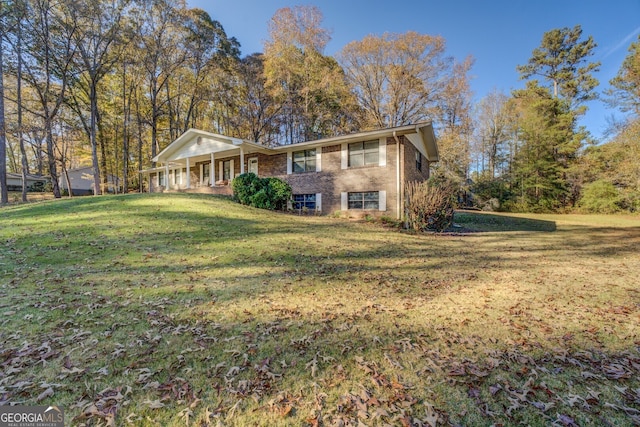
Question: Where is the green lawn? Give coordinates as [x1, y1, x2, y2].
[1, 194, 639, 426]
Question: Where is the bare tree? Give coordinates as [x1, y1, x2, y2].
[264, 6, 354, 144]
[474, 90, 512, 178]
[135, 0, 189, 163]
[338, 31, 451, 129]
[63, 0, 130, 195]
[19, 0, 77, 198]
[0, 0, 11, 204]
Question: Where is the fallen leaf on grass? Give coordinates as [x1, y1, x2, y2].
[556, 413, 578, 426]
[306, 355, 318, 378]
[530, 400, 554, 412]
[36, 387, 54, 402]
[423, 401, 439, 427]
[144, 399, 165, 409]
[602, 363, 631, 379]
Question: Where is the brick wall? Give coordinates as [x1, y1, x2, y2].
[403, 138, 430, 183]
[275, 137, 403, 218]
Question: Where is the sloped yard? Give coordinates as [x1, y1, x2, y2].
[1, 194, 639, 426]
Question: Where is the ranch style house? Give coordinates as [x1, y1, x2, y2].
[141, 122, 439, 219]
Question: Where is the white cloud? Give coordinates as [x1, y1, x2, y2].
[603, 26, 640, 59]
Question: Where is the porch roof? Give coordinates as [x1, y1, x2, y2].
[152, 129, 273, 164]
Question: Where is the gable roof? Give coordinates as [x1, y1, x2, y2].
[152, 122, 439, 164]
[152, 130, 271, 164]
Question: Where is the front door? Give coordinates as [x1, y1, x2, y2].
[248, 157, 258, 175]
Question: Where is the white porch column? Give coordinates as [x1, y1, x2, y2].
[165, 164, 169, 189]
[210, 153, 216, 187]
[186, 157, 191, 189]
[240, 147, 245, 174]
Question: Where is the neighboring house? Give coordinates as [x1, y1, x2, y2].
[6, 173, 50, 191]
[59, 167, 118, 196]
[141, 123, 439, 219]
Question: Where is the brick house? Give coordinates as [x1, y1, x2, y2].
[141, 122, 438, 219]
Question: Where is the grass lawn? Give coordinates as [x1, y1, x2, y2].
[6, 191, 56, 205]
[1, 194, 639, 426]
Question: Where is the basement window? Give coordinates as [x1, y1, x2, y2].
[348, 191, 379, 210]
[293, 194, 316, 210]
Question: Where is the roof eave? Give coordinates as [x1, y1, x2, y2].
[271, 123, 432, 150]
[152, 129, 275, 163]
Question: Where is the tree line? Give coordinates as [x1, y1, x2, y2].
[472, 27, 639, 213]
[0, 2, 637, 213]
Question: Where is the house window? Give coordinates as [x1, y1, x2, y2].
[293, 149, 316, 173]
[348, 140, 378, 167]
[223, 160, 231, 180]
[293, 194, 316, 210]
[416, 151, 422, 171]
[158, 171, 165, 186]
[204, 163, 210, 182]
[348, 191, 379, 210]
[174, 169, 181, 185]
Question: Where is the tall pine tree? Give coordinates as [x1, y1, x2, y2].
[510, 25, 599, 211]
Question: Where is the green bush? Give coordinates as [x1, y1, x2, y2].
[405, 178, 456, 232]
[250, 188, 271, 209]
[265, 177, 292, 210]
[469, 172, 511, 211]
[232, 173, 263, 205]
[232, 173, 292, 211]
[579, 180, 623, 214]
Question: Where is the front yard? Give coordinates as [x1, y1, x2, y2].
[1, 194, 638, 425]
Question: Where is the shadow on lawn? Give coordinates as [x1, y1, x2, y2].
[454, 210, 557, 232]
[3, 195, 640, 426]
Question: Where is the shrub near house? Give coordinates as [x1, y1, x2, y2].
[232, 173, 292, 211]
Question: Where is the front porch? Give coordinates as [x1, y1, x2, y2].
[165, 184, 234, 196]
[141, 129, 270, 194]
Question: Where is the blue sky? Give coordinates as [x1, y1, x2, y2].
[187, 0, 640, 142]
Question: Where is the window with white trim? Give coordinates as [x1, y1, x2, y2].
[293, 149, 316, 173]
[222, 160, 232, 180]
[158, 171, 165, 186]
[173, 169, 181, 185]
[348, 191, 379, 210]
[348, 140, 379, 167]
[293, 194, 316, 210]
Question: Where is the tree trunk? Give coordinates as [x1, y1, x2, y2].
[61, 164, 73, 197]
[98, 109, 108, 193]
[150, 77, 159, 167]
[90, 80, 102, 195]
[0, 35, 8, 205]
[136, 93, 143, 193]
[17, 21, 28, 202]
[122, 64, 129, 193]
[45, 124, 61, 198]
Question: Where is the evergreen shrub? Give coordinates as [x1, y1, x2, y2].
[232, 173, 292, 211]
